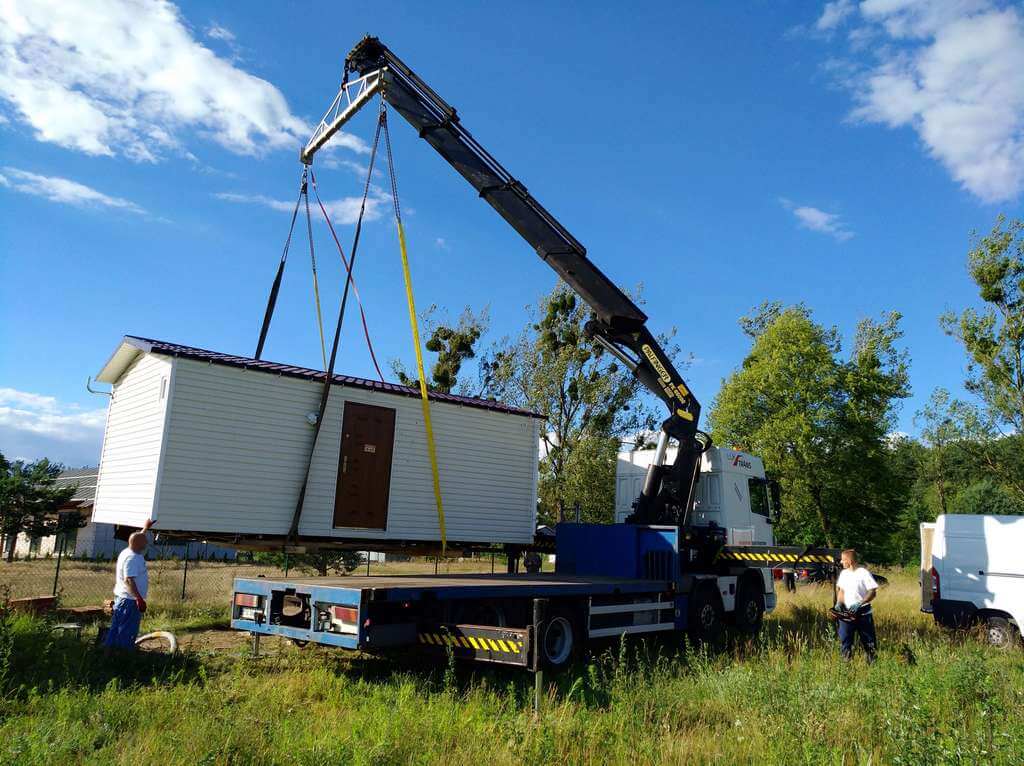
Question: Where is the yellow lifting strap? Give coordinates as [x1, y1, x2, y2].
[396, 220, 447, 551]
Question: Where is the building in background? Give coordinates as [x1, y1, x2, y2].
[9, 468, 236, 561]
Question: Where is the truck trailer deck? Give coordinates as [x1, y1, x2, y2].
[230, 569, 679, 668]
[230, 524, 837, 670]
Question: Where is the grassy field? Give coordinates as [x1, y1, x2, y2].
[1, 569, 1022, 765]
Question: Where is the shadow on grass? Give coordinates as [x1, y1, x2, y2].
[1, 613, 205, 698]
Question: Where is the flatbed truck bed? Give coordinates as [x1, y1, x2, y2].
[229, 524, 838, 670]
[230, 570, 679, 668]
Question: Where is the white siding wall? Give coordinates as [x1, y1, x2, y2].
[154, 357, 539, 544]
[93, 354, 172, 527]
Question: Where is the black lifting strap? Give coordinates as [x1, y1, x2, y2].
[286, 107, 386, 543]
[255, 168, 307, 360]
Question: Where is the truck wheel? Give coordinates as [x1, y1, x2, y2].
[984, 615, 1019, 649]
[733, 579, 765, 637]
[539, 610, 577, 671]
[687, 583, 724, 646]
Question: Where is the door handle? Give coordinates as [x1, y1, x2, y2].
[342, 456, 348, 474]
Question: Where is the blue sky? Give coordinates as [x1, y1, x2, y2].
[1, 0, 1023, 465]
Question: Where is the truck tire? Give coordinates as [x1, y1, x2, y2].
[687, 582, 724, 646]
[539, 608, 578, 671]
[733, 578, 766, 637]
[983, 615, 1019, 649]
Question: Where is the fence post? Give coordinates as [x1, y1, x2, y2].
[51, 534, 65, 597]
[180, 542, 190, 600]
[532, 597, 547, 716]
[366, 551, 370, 576]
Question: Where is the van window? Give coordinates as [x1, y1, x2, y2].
[748, 478, 769, 517]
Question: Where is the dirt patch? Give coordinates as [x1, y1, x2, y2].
[175, 628, 254, 652]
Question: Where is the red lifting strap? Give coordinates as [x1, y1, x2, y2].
[309, 167, 385, 382]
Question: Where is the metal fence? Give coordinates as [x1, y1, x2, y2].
[0, 543, 506, 610]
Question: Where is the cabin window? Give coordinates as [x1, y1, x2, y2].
[748, 478, 770, 517]
[698, 474, 721, 508]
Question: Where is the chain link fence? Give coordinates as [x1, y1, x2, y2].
[1, 541, 507, 610]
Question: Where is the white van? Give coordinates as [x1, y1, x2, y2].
[921, 514, 1024, 648]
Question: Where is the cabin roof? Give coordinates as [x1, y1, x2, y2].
[55, 467, 99, 508]
[97, 336, 544, 419]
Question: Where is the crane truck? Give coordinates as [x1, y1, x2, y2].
[230, 37, 838, 670]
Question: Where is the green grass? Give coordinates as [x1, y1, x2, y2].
[1, 571, 1022, 765]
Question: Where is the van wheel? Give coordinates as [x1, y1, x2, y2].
[733, 579, 765, 637]
[984, 616, 1019, 649]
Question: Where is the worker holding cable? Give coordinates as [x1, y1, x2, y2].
[103, 519, 153, 654]
[834, 548, 879, 663]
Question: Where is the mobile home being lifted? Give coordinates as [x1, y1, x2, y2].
[231, 37, 839, 669]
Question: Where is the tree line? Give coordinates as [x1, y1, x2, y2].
[407, 215, 1023, 564]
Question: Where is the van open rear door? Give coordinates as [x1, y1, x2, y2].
[919, 522, 936, 613]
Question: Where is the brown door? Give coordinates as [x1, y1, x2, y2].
[333, 402, 396, 529]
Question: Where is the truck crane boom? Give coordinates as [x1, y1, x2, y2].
[301, 36, 706, 525]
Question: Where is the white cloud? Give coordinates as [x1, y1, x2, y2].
[205, 24, 236, 43]
[0, 388, 57, 410]
[816, 0, 1024, 203]
[0, 388, 106, 465]
[434, 237, 449, 250]
[1, 167, 145, 213]
[0, 0, 309, 161]
[780, 197, 854, 241]
[318, 156, 370, 176]
[817, 0, 856, 31]
[214, 189, 387, 225]
[318, 134, 372, 157]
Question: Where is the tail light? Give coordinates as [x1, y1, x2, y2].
[331, 606, 357, 624]
[233, 592, 264, 622]
[930, 566, 940, 602]
[322, 604, 358, 635]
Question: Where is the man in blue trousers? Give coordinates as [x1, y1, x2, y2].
[835, 548, 879, 663]
[103, 519, 152, 654]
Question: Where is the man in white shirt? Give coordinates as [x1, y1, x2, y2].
[835, 548, 879, 662]
[103, 519, 152, 653]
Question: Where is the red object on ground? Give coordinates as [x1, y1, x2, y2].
[7, 596, 57, 615]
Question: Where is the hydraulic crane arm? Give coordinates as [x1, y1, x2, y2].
[301, 36, 708, 524]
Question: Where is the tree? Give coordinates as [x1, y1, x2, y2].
[253, 549, 363, 576]
[0, 454, 79, 562]
[913, 388, 986, 517]
[951, 479, 1024, 516]
[941, 215, 1024, 433]
[708, 303, 910, 558]
[484, 283, 678, 524]
[391, 306, 489, 395]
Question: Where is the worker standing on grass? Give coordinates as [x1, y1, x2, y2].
[103, 519, 153, 654]
[835, 548, 879, 663]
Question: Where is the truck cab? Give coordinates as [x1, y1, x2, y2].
[616, 446, 776, 546]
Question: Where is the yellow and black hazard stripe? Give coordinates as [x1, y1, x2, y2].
[416, 632, 525, 654]
[718, 550, 838, 565]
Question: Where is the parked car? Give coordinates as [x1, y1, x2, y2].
[921, 514, 1024, 649]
